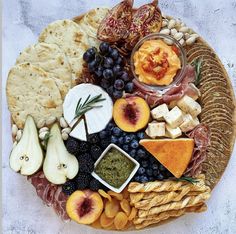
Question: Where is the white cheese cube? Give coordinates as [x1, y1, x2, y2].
[164, 106, 183, 128]
[151, 104, 169, 120]
[192, 117, 200, 126]
[168, 100, 178, 109]
[166, 125, 182, 139]
[188, 83, 201, 100]
[177, 95, 201, 117]
[145, 122, 166, 138]
[179, 114, 195, 132]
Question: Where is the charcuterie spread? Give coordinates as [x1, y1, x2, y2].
[6, 0, 236, 230]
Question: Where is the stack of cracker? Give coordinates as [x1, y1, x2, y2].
[128, 174, 211, 229]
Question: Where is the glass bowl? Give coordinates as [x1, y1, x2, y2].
[130, 33, 187, 92]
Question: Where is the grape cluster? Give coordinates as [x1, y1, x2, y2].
[105, 122, 173, 183]
[83, 42, 134, 99]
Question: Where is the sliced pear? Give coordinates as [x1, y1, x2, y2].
[9, 115, 43, 175]
[43, 123, 79, 184]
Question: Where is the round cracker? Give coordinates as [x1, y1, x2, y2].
[16, 42, 72, 98]
[38, 19, 89, 85]
[7, 63, 63, 128]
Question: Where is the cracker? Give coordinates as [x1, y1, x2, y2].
[6, 63, 62, 128]
[39, 19, 89, 85]
[16, 42, 72, 98]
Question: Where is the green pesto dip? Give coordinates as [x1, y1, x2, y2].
[95, 147, 135, 188]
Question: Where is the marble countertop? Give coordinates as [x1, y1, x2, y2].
[2, 0, 236, 233]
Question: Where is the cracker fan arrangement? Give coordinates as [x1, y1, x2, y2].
[6, 0, 236, 230]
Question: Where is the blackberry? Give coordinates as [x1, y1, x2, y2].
[78, 154, 94, 173]
[62, 180, 77, 195]
[74, 172, 91, 190]
[78, 141, 90, 153]
[65, 136, 80, 155]
[88, 133, 100, 144]
[90, 145, 103, 161]
[89, 178, 103, 191]
[100, 138, 111, 149]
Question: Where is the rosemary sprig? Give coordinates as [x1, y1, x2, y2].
[43, 132, 51, 147]
[192, 58, 203, 86]
[177, 177, 199, 184]
[74, 94, 106, 120]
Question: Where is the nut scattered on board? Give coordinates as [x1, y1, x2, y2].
[16, 129, 22, 141]
[62, 132, 69, 141]
[59, 117, 68, 128]
[62, 127, 71, 134]
[37, 119, 46, 129]
[39, 131, 49, 140]
[161, 15, 199, 46]
[39, 127, 49, 134]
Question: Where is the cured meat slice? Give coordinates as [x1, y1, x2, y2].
[27, 171, 70, 221]
[130, 64, 197, 107]
[184, 124, 210, 176]
[97, 0, 133, 42]
[126, 0, 162, 48]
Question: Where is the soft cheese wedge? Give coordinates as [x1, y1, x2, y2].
[43, 123, 79, 184]
[63, 84, 113, 141]
[139, 138, 194, 178]
[9, 115, 43, 175]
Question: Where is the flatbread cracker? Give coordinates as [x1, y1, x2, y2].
[16, 42, 72, 98]
[6, 63, 63, 128]
[39, 19, 89, 85]
[76, 8, 109, 47]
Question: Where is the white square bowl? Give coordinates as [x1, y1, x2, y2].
[92, 143, 140, 193]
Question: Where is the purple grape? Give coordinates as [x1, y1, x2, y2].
[99, 42, 110, 54]
[113, 65, 122, 75]
[103, 69, 113, 79]
[113, 89, 123, 99]
[103, 57, 114, 68]
[100, 79, 110, 89]
[114, 79, 124, 90]
[120, 71, 130, 82]
[125, 82, 134, 93]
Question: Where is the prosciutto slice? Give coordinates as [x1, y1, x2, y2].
[184, 124, 210, 177]
[27, 171, 70, 222]
[130, 64, 198, 107]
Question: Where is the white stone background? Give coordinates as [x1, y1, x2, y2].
[2, 0, 236, 233]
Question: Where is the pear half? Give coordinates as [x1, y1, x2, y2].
[43, 123, 79, 184]
[9, 115, 43, 175]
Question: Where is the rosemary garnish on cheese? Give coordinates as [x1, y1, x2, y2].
[74, 94, 106, 120]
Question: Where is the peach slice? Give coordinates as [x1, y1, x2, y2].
[114, 212, 128, 230]
[66, 190, 103, 224]
[91, 218, 102, 229]
[100, 212, 114, 228]
[120, 199, 131, 216]
[105, 198, 120, 218]
[113, 97, 150, 132]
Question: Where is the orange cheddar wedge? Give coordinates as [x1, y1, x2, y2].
[139, 138, 194, 178]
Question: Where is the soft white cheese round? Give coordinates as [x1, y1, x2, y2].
[63, 84, 113, 141]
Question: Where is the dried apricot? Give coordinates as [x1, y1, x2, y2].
[114, 212, 128, 230]
[91, 218, 102, 229]
[122, 186, 130, 199]
[98, 189, 112, 202]
[128, 207, 137, 221]
[108, 190, 123, 200]
[100, 212, 114, 228]
[105, 198, 120, 218]
[120, 199, 131, 216]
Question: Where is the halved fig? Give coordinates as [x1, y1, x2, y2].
[97, 0, 133, 42]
